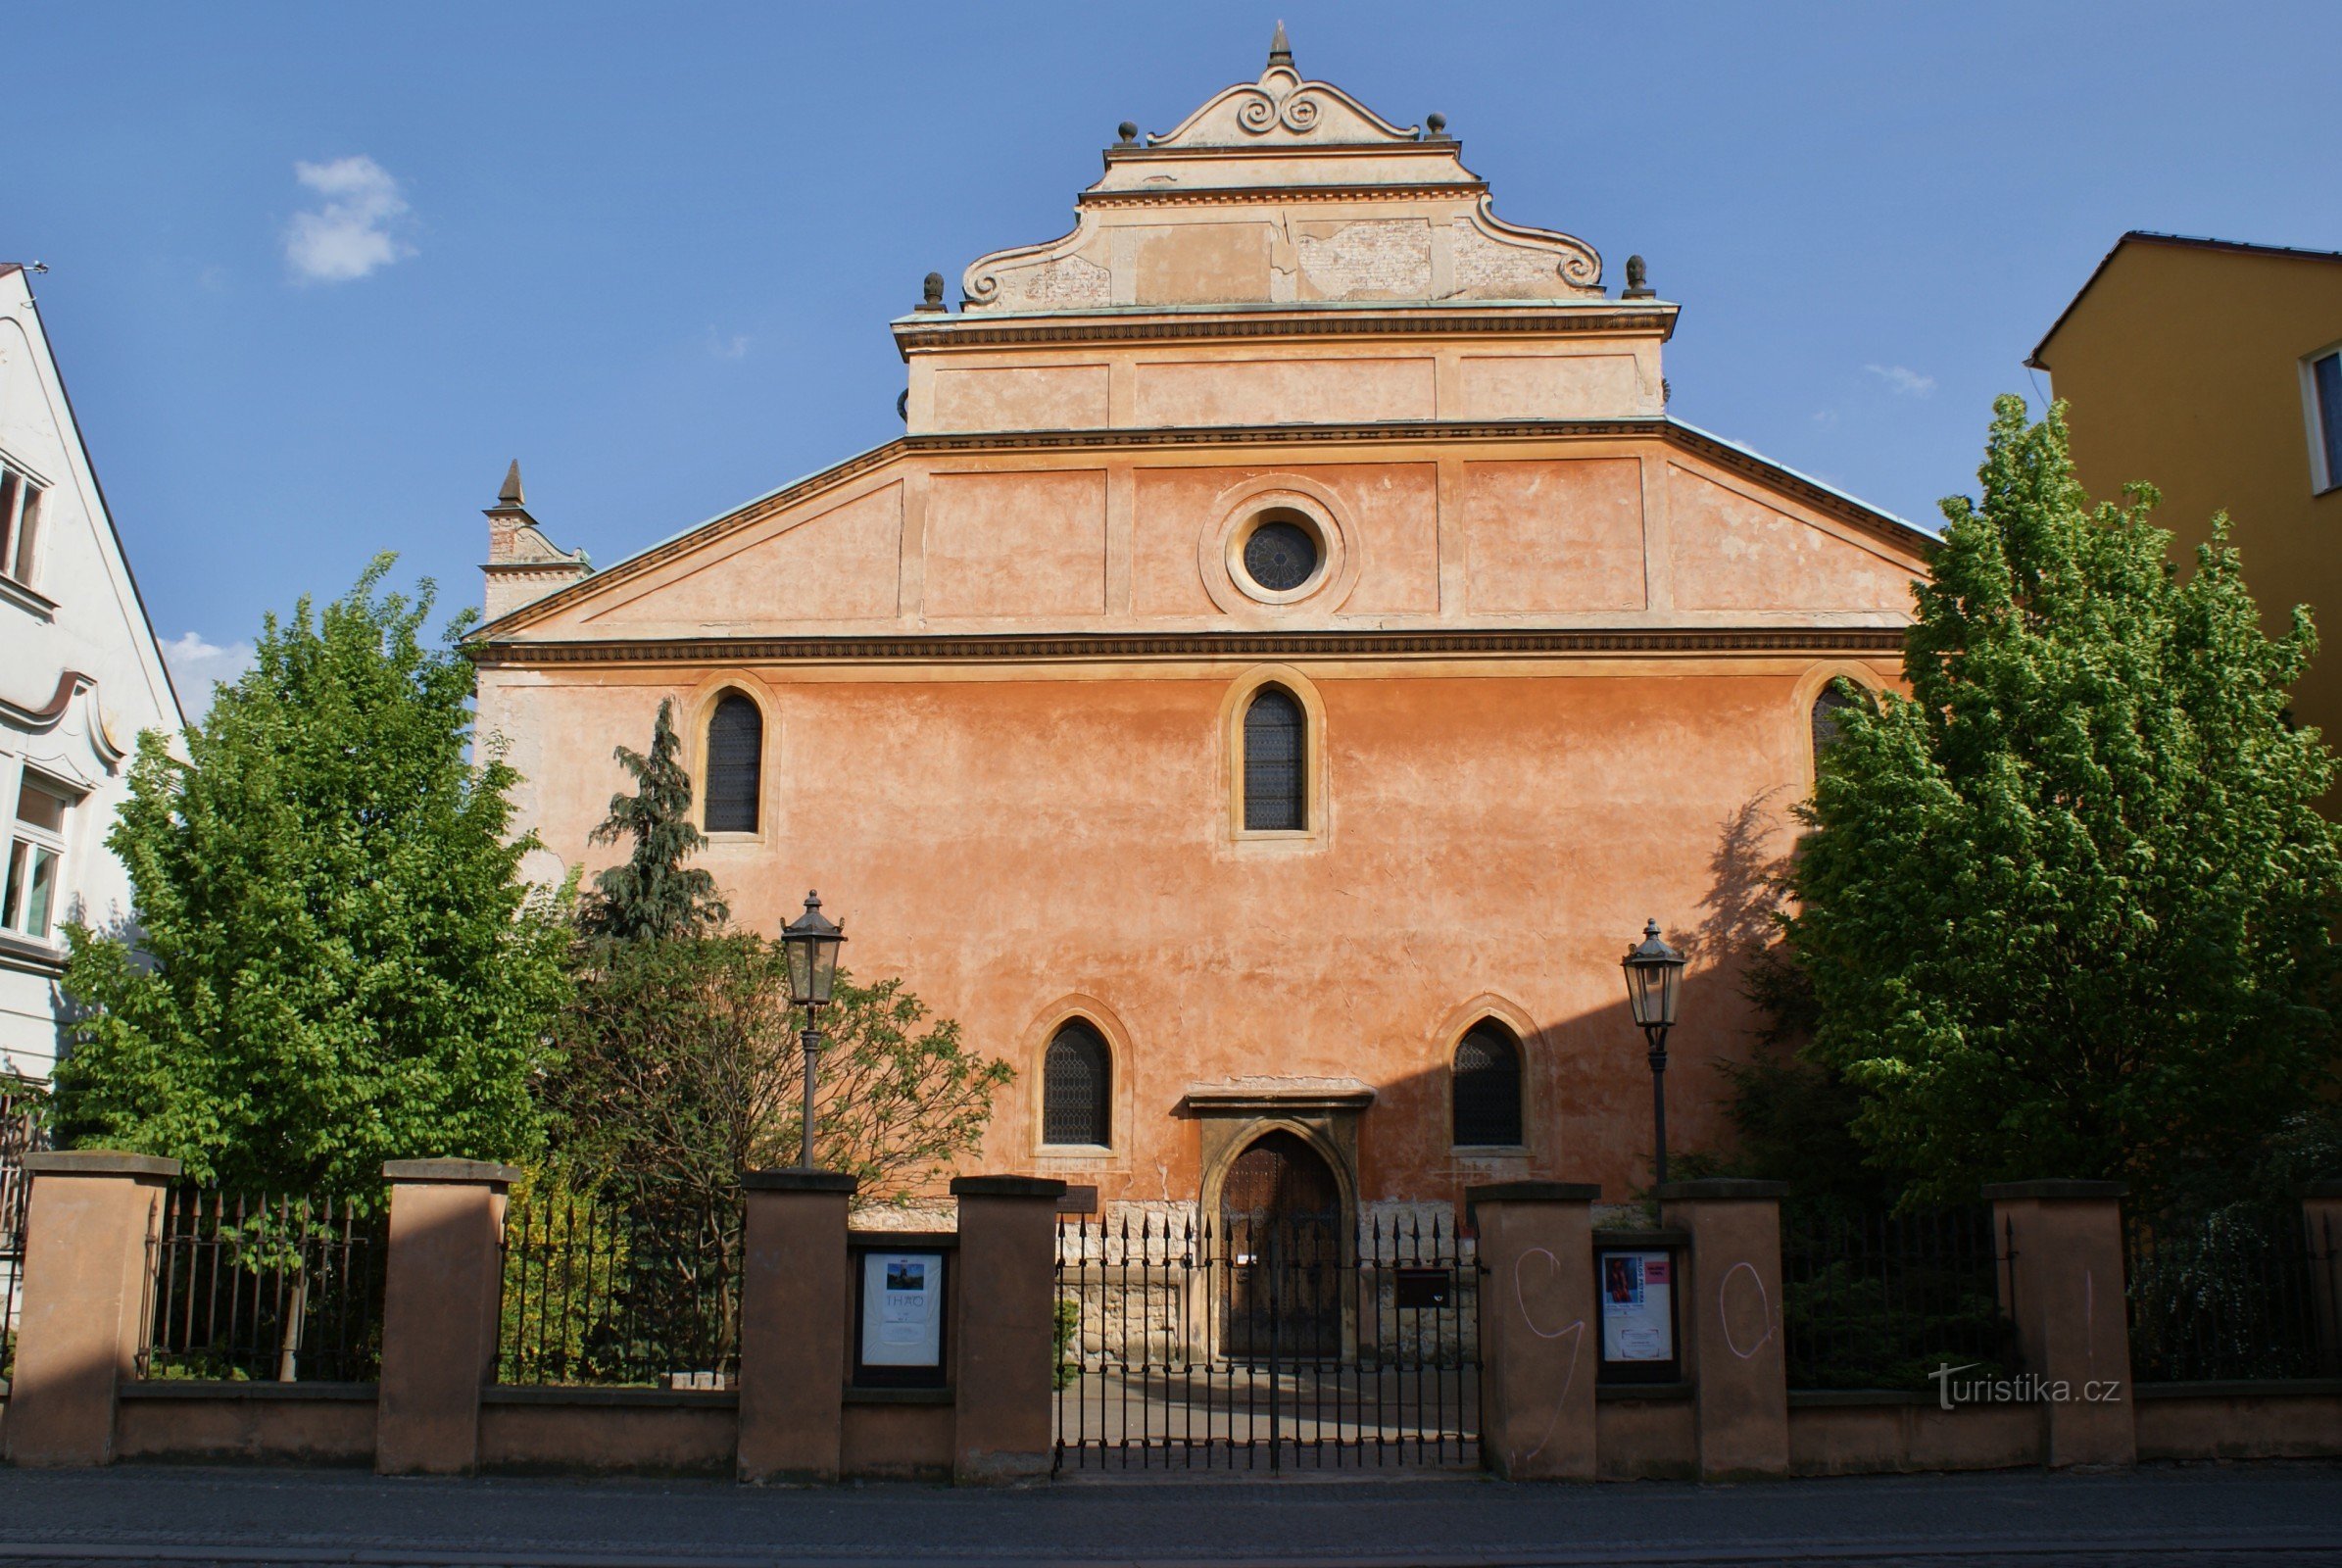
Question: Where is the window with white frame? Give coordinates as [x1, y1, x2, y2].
[0, 466, 45, 587]
[2310, 349, 2342, 496]
[3, 774, 71, 942]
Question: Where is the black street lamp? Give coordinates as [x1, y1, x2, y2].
[780, 890, 847, 1170]
[1621, 917, 1686, 1188]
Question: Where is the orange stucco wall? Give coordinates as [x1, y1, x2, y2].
[481, 646, 1896, 1208]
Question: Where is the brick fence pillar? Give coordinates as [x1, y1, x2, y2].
[1984, 1180, 2135, 1467]
[951, 1175, 1065, 1485]
[2, 1152, 179, 1467]
[375, 1159, 516, 1476]
[1657, 1178, 1790, 1481]
[1469, 1181, 1599, 1480]
[2302, 1180, 2342, 1378]
[736, 1169, 855, 1483]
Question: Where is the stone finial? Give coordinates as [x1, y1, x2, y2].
[917, 271, 948, 313]
[1425, 112, 1447, 140]
[1267, 20, 1293, 71]
[1116, 121, 1139, 146]
[496, 460, 524, 509]
[1623, 254, 1655, 299]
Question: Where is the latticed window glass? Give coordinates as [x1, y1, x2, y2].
[1243, 517, 1320, 593]
[704, 694, 762, 833]
[1243, 686, 1305, 831]
[1452, 1023, 1523, 1148]
[1044, 1021, 1110, 1147]
[1810, 683, 1862, 769]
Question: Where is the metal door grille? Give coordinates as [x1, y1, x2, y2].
[1052, 1209, 1480, 1473]
[0, 1084, 47, 1381]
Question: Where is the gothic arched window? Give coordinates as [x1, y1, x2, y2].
[1243, 685, 1306, 831]
[704, 693, 762, 834]
[1044, 1020, 1111, 1147]
[1811, 682, 1862, 773]
[1452, 1022, 1524, 1148]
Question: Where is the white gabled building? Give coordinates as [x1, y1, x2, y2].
[0, 264, 184, 1083]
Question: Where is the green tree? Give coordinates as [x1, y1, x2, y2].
[1786, 397, 2342, 1204]
[573, 700, 728, 943]
[52, 558, 570, 1198]
[541, 934, 1012, 1209]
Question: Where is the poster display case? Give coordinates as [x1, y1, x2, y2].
[1594, 1236, 1683, 1384]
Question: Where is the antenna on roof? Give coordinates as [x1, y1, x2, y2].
[1267, 20, 1293, 71]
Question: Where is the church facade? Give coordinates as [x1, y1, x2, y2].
[470, 39, 1929, 1224]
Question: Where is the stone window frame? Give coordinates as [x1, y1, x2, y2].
[1792, 662, 1886, 794]
[1218, 664, 1330, 855]
[1196, 476, 1361, 617]
[1433, 995, 1540, 1164]
[684, 674, 776, 847]
[1027, 995, 1135, 1170]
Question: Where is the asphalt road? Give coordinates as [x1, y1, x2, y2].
[0, 1462, 2336, 1567]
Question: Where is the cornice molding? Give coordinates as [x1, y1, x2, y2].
[468, 625, 1909, 669]
[1076, 181, 1489, 210]
[893, 305, 1673, 355]
[471, 419, 1928, 640]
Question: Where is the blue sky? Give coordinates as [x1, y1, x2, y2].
[14, 2, 2341, 710]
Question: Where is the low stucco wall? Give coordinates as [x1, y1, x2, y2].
[114, 1383, 376, 1466]
[2134, 1382, 2342, 1461]
[842, 1393, 954, 1480]
[1787, 1393, 2040, 1476]
[1595, 1388, 1695, 1480]
[477, 1388, 736, 1476]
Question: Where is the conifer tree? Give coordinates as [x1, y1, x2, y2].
[573, 700, 729, 942]
[53, 559, 569, 1197]
[1787, 397, 2342, 1203]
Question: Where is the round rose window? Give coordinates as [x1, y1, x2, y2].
[1243, 518, 1321, 594]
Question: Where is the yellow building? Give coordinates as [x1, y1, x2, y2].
[2029, 231, 2342, 740]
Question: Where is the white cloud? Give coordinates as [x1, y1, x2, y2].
[706, 327, 750, 361]
[1864, 364, 1936, 397]
[283, 156, 415, 283]
[163, 632, 257, 722]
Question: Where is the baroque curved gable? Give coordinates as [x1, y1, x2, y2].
[957, 36, 1603, 313]
[1147, 59, 1420, 148]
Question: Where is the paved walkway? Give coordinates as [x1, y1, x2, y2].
[0, 1463, 2336, 1566]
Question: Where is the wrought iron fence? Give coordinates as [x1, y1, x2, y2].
[1052, 1208, 1480, 1473]
[1780, 1203, 2015, 1392]
[2125, 1205, 2327, 1383]
[139, 1189, 387, 1383]
[498, 1185, 742, 1388]
[0, 1081, 49, 1382]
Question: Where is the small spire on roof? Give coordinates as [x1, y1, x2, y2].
[1267, 20, 1293, 71]
[498, 460, 524, 508]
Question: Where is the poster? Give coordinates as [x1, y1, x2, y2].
[859, 1250, 945, 1368]
[1598, 1249, 1675, 1363]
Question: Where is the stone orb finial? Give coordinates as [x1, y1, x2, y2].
[1425, 112, 1447, 139]
[1117, 121, 1139, 146]
[1624, 254, 1655, 299]
[919, 271, 947, 313]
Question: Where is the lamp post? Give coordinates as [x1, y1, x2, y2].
[1621, 917, 1686, 1188]
[780, 890, 847, 1171]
